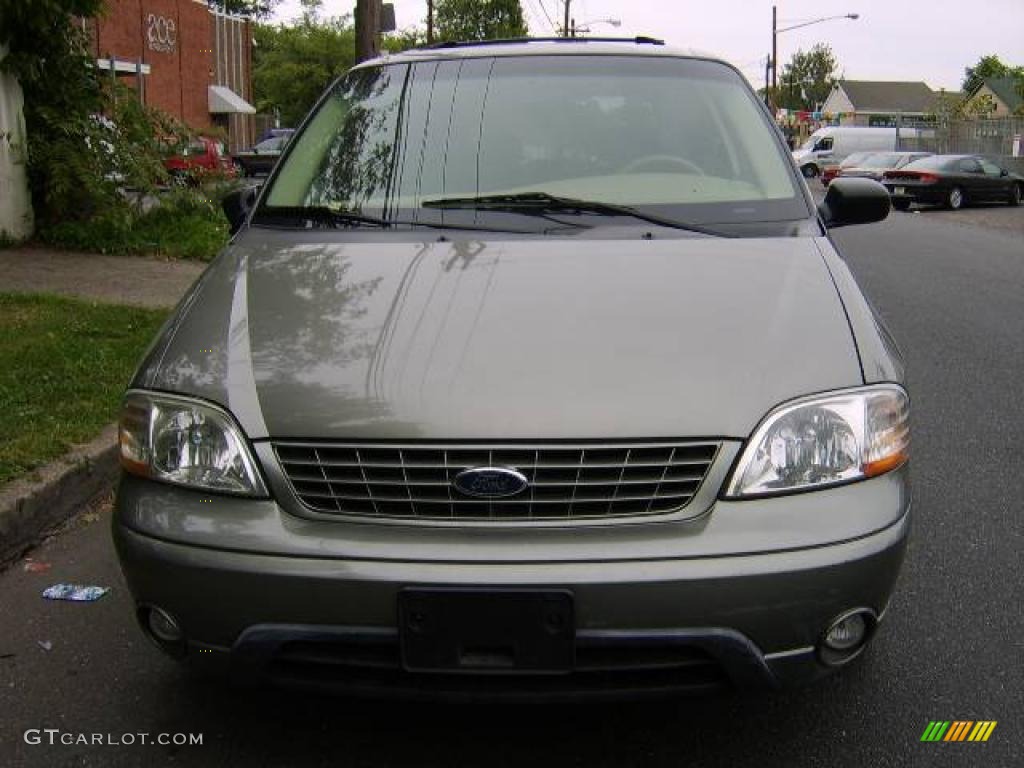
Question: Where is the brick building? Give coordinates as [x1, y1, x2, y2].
[84, 0, 256, 151]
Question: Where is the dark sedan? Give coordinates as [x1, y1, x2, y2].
[883, 154, 1023, 211]
[839, 152, 932, 183]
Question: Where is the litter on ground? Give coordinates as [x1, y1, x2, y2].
[42, 584, 110, 602]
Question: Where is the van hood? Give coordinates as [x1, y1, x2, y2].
[138, 233, 862, 440]
[791, 149, 811, 162]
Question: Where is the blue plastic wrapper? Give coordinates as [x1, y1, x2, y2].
[42, 584, 110, 602]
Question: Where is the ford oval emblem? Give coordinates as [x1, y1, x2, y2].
[453, 466, 529, 498]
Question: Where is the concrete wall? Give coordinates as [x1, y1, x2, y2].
[0, 44, 33, 239]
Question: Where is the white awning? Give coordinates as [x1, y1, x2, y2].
[96, 58, 151, 75]
[208, 85, 255, 115]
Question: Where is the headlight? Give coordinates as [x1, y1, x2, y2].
[725, 385, 908, 498]
[119, 391, 267, 496]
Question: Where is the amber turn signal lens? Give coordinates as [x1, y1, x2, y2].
[863, 450, 908, 478]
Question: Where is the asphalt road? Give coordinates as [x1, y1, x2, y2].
[1, 208, 1022, 768]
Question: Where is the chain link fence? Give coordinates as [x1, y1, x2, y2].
[900, 117, 1024, 172]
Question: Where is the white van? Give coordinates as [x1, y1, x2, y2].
[792, 126, 933, 179]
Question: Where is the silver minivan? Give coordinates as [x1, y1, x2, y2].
[114, 38, 908, 698]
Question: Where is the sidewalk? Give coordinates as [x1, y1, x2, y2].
[0, 246, 206, 308]
[0, 246, 207, 566]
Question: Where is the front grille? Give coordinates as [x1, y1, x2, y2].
[274, 440, 719, 521]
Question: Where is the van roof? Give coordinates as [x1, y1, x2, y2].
[812, 126, 912, 133]
[358, 37, 727, 69]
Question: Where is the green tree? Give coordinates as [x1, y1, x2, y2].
[963, 92, 998, 117]
[253, 12, 356, 128]
[207, 0, 280, 18]
[435, 0, 527, 42]
[382, 27, 428, 53]
[776, 43, 839, 112]
[254, 6, 423, 128]
[962, 55, 1013, 94]
[931, 89, 964, 122]
[0, 0, 185, 225]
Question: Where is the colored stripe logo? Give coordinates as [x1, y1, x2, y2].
[921, 721, 997, 742]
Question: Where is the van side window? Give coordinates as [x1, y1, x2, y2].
[815, 137, 833, 152]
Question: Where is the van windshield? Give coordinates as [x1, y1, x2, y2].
[263, 55, 806, 227]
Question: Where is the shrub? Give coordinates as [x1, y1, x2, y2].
[40, 186, 232, 262]
[0, 0, 190, 229]
[42, 209, 133, 254]
[130, 188, 231, 261]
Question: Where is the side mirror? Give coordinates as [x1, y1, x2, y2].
[222, 185, 258, 235]
[818, 177, 890, 228]
[1001, 168, 1009, 177]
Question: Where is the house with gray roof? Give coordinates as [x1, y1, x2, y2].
[821, 80, 943, 126]
[963, 77, 1024, 117]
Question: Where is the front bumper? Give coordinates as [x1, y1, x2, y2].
[113, 470, 910, 697]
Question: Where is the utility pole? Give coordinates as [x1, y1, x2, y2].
[427, 0, 434, 44]
[772, 7, 858, 108]
[564, 0, 571, 37]
[355, 0, 381, 63]
[771, 5, 778, 97]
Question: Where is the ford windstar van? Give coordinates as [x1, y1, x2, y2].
[114, 38, 908, 698]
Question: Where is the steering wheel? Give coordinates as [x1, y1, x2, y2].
[619, 154, 707, 176]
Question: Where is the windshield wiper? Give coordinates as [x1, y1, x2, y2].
[421, 192, 732, 237]
[252, 205, 546, 234]
[253, 205, 390, 228]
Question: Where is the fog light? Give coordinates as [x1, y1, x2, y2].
[819, 608, 876, 666]
[138, 605, 186, 658]
[148, 607, 183, 643]
[825, 613, 867, 651]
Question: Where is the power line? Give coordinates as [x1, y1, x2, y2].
[523, 0, 548, 32]
[534, 0, 557, 33]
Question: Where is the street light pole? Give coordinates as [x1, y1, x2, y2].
[772, 5, 859, 106]
[564, 0, 571, 38]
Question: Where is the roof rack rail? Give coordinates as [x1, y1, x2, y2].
[416, 36, 665, 50]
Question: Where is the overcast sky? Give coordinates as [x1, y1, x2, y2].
[271, 0, 1024, 91]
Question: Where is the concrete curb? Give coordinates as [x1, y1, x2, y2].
[0, 424, 120, 568]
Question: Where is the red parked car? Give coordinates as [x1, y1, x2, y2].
[820, 152, 877, 186]
[164, 137, 238, 182]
